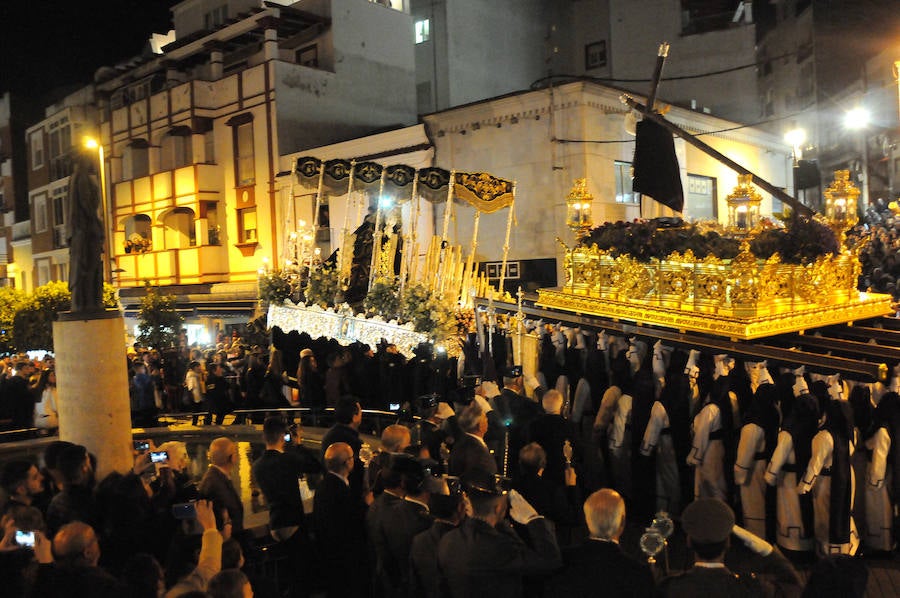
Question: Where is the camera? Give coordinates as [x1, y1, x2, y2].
[133, 440, 150, 453]
[171, 501, 197, 520]
[15, 530, 35, 549]
[150, 451, 169, 464]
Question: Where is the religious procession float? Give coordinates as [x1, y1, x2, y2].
[266, 45, 898, 384]
[265, 157, 517, 356]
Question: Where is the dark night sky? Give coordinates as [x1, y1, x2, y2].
[0, 1, 180, 112]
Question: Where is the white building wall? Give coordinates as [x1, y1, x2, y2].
[423, 82, 791, 286]
[275, 0, 417, 153]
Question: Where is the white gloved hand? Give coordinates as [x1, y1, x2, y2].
[479, 381, 501, 399]
[524, 374, 542, 394]
[732, 524, 773, 556]
[685, 349, 701, 371]
[792, 376, 809, 397]
[713, 354, 732, 380]
[508, 489, 541, 524]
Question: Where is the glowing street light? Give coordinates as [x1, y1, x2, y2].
[784, 128, 806, 162]
[844, 107, 871, 130]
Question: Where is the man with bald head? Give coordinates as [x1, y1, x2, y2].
[544, 489, 654, 597]
[314, 442, 368, 597]
[31, 521, 125, 597]
[527, 389, 580, 487]
[199, 437, 244, 534]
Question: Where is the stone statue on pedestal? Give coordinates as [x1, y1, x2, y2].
[67, 151, 105, 313]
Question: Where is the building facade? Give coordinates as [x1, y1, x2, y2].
[88, 0, 417, 329]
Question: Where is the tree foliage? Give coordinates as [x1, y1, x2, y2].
[137, 284, 184, 349]
[0, 286, 26, 353]
[10, 281, 119, 352]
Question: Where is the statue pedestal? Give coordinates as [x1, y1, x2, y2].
[53, 310, 131, 480]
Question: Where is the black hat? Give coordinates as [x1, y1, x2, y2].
[681, 498, 734, 543]
[418, 393, 440, 410]
[461, 467, 507, 497]
[502, 365, 523, 378]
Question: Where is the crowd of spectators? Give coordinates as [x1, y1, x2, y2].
[0, 319, 890, 597]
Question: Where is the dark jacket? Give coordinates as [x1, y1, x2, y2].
[410, 520, 457, 598]
[46, 485, 98, 537]
[321, 423, 365, 499]
[447, 433, 497, 477]
[313, 472, 368, 596]
[657, 547, 801, 598]
[197, 466, 244, 533]
[29, 563, 125, 598]
[252, 447, 322, 530]
[526, 413, 580, 486]
[377, 498, 433, 594]
[438, 516, 561, 598]
[544, 539, 654, 597]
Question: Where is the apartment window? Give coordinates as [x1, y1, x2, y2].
[684, 174, 717, 221]
[123, 139, 150, 180]
[52, 186, 67, 226]
[296, 45, 318, 68]
[233, 120, 255, 187]
[164, 208, 196, 249]
[48, 119, 72, 181]
[33, 194, 48, 232]
[203, 130, 216, 164]
[798, 63, 814, 99]
[238, 207, 257, 243]
[415, 19, 431, 44]
[614, 161, 638, 204]
[204, 5, 227, 30]
[37, 261, 51, 287]
[31, 132, 43, 169]
[160, 128, 192, 171]
[124, 214, 153, 253]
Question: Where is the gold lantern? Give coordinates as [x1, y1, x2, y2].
[726, 174, 762, 232]
[566, 178, 594, 240]
[823, 170, 859, 240]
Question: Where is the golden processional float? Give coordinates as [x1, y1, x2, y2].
[482, 44, 897, 383]
[266, 156, 516, 355]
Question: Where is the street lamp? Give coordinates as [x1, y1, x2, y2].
[844, 107, 871, 210]
[83, 137, 113, 284]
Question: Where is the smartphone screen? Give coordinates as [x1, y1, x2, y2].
[283, 433, 292, 443]
[171, 502, 197, 520]
[15, 530, 35, 549]
[133, 440, 150, 452]
[389, 403, 400, 411]
[150, 451, 169, 464]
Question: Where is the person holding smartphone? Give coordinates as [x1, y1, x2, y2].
[251, 416, 323, 597]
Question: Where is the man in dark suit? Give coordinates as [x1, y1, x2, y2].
[251, 416, 322, 597]
[409, 484, 466, 598]
[526, 389, 580, 486]
[447, 401, 497, 476]
[493, 366, 544, 469]
[438, 469, 561, 598]
[198, 437, 244, 534]
[321, 396, 366, 501]
[313, 442, 369, 597]
[544, 488, 652, 597]
[657, 497, 802, 597]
